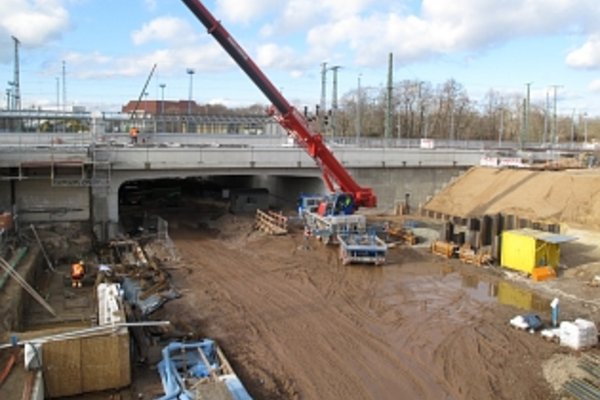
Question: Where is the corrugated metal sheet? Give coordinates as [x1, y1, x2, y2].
[507, 228, 577, 244]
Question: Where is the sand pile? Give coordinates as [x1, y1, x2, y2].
[424, 167, 600, 230]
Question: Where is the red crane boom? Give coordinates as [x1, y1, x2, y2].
[180, 0, 377, 208]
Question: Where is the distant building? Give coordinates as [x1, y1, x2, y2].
[121, 100, 280, 135]
[122, 100, 196, 116]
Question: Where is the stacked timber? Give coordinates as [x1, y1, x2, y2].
[431, 241, 457, 258]
[458, 244, 492, 267]
[387, 226, 417, 245]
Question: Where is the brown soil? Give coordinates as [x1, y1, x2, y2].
[159, 214, 566, 400]
[424, 167, 600, 230]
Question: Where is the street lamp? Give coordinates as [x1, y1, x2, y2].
[186, 68, 195, 115]
[159, 83, 167, 133]
[159, 83, 166, 115]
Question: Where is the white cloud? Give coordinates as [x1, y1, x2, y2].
[299, 0, 600, 67]
[215, 0, 279, 24]
[65, 42, 233, 80]
[0, 0, 69, 48]
[262, 0, 374, 37]
[132, 17, 197, 46]
[566, 35, 600, 69]
[64, 51, 111, 66]
[590, 79, 600, 93]
[256, 43, 299, 69]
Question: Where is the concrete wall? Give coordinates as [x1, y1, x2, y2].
[353, 167, 467, 213]
[250, 175, 325, 210]
[14, 165, 465, 241]
[15, 180, 90, 222]
[0, 181, 11, 212]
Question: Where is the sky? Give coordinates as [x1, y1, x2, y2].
[1, 0, 600, 116]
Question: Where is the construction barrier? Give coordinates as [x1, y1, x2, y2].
[255, 209, 288, 235]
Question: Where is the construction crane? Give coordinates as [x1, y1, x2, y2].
[180, 0, 377, 210]
[129, 63, 157, 121]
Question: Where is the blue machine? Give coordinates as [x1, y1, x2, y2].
[157, 340, 253, 400]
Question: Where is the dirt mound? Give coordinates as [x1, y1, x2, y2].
[424, 167, 600, 229]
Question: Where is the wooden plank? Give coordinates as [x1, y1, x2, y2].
[81, 332, 130, 392]
[0, 348, 19, 385]
[40, 330, 130, 397]
[43, 338, 82, 397]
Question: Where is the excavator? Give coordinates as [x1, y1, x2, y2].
[180, 0, 377, 215]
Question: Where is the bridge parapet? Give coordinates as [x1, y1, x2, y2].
[0, 144, 484, 170]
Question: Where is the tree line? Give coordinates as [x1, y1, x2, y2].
[319, 78, 599, 145]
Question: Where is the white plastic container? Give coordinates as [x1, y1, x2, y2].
[559, 319, 598, 350]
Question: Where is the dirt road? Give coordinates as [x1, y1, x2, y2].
[164, 217, 557, 399]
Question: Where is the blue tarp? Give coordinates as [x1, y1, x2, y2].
[122, 277, 179, 316]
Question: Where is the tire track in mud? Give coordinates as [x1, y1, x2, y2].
[168, 226, 558, 400]
[171, 231, 452, 399]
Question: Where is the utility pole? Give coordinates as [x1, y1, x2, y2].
[570, 108, 576, 146]
[550, 85, 561, 145]
[12, 36, 21, 110]
[519, 98, 526, 150]
[384, 53, 393, 143]
[499, 107, 504, 147]
[186, 68, 195, 115]
[524, 82, 532, 146]
[330, 66, 341, 137]
[583, 112, 589, 143]
[356, 74, 362, 141]
[418, 81, 424, 137]
[543, 89, 549, 145]
[62, 61, 67, 111]
[56, 77, 60, 111]
[320, 62, 327, 132]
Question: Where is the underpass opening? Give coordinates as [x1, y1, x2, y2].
[117, 175, 323, 236]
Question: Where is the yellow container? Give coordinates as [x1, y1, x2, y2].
[501, 229, 563, 274]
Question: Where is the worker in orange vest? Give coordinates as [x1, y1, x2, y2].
[129, 127, 139, 144]
[71, 261, 85, 288]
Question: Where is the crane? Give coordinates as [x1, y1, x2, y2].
[180, 0, 377, 209]
[129, 63, 157, 121]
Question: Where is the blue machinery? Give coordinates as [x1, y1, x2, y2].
[157, 340, 252, 400]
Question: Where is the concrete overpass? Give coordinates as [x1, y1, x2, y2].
[0, 132, 486, 241]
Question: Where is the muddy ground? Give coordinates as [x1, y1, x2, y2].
[149, 212, 594, 400]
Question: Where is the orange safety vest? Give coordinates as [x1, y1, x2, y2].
[71, 263, 85, 279]
[129, 127, 139, 138]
